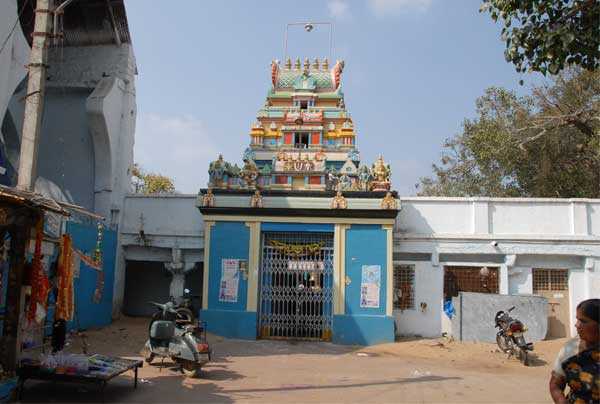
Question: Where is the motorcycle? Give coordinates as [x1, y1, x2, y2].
[154, 289, 200, 324]
[172, 288, 201, 323]
[494, 306, 534, 366]
[143, 300, 211, 377]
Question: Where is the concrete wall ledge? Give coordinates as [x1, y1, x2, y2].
[395, 234, 600, 242]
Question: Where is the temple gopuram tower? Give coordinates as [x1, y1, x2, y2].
[198, 29, 400, 345]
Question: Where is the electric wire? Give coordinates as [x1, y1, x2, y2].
[0, 0, 31, 57]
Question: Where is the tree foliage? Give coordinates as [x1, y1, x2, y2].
[481, 0, 600, 75]
[417, 69, 600, 198]
[131, 164, 176, 194]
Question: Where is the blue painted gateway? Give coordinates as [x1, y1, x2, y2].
[197, 58, 400, 346]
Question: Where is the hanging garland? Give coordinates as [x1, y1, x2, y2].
[69, 222, 104, 304]
[268, 240, 324, 258]
[27, 219, 50, 324]
[91, 222, 104, 304]
[72, 222, 104, 303]
[56, 234, 74, 321]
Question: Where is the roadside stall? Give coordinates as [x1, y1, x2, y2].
[0, 186, 141, 401]
[0, 185, 68, 402]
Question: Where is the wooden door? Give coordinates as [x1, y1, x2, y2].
[533, 269, 570, 339]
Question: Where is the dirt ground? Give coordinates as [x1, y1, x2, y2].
[17, 316, 564, 403]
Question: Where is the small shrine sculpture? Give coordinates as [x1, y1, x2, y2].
[202, 188, 215, 207]
[381, 192, 397, 210]
[250, 190, 263, 208]
[331, 191, 348, 209]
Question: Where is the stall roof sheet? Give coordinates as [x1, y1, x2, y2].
[0, 185, 69, 215]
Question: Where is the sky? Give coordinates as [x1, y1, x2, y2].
[125, 0, 546, 195]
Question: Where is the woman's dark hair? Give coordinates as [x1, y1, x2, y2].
[577, 299, 600, 323]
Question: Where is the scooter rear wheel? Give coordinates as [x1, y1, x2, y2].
[178, 359, 201, 378]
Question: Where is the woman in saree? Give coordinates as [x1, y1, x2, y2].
[549, 298, 599, 404]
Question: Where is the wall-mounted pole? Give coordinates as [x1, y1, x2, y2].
[17, 0, 54, 191]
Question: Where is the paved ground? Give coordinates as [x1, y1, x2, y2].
[18, 317, 562, 403]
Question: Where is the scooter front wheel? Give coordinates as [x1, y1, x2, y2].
[178, 359, 201, 378]
[143, 348, 155, 364]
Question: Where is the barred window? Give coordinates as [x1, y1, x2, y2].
[443, 266, 499, 298]
[533, 269, 568, 292]
[393, 264, 415, 310]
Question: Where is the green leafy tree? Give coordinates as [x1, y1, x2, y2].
[481, 0, 600, 75]
[418, 70, 600, 198]
[131, 164, 176, 194]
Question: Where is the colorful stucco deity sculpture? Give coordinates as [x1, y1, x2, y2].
[208, 154, 226, 188]
[240, 158, 259, 189]
[381, 192, 397, 210]
[339, 173, 353, 191]
[331, 190, 347, 209]
[250, 190, 263, 208]
[358, 165, 371, 191]
[370, 155, 391, 192]
[201, 188, 215, 207]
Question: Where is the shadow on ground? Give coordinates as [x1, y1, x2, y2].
[18, 364, 241, 403]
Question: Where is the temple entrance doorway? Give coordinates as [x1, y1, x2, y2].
[258, 232, 334, 341]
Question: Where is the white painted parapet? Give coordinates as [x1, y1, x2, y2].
[396, 197, 600, 238]
[121, 194, 205, 247]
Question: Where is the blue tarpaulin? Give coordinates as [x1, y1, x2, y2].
[444, 299, 455, 319]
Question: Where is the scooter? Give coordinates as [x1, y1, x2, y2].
[494, 306, 534, 366]
[143, 300, 211, 377]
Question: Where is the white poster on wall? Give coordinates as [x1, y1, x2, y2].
[360, 265, 381, 308]
[219, 259, 240, 303]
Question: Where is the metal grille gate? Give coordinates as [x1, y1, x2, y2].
[259, 232, 333, 340]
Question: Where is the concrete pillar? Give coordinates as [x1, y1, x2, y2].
[165, 248, 193, 303]
[17, 0, 53, 191]
[499, 264, 509, 295]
